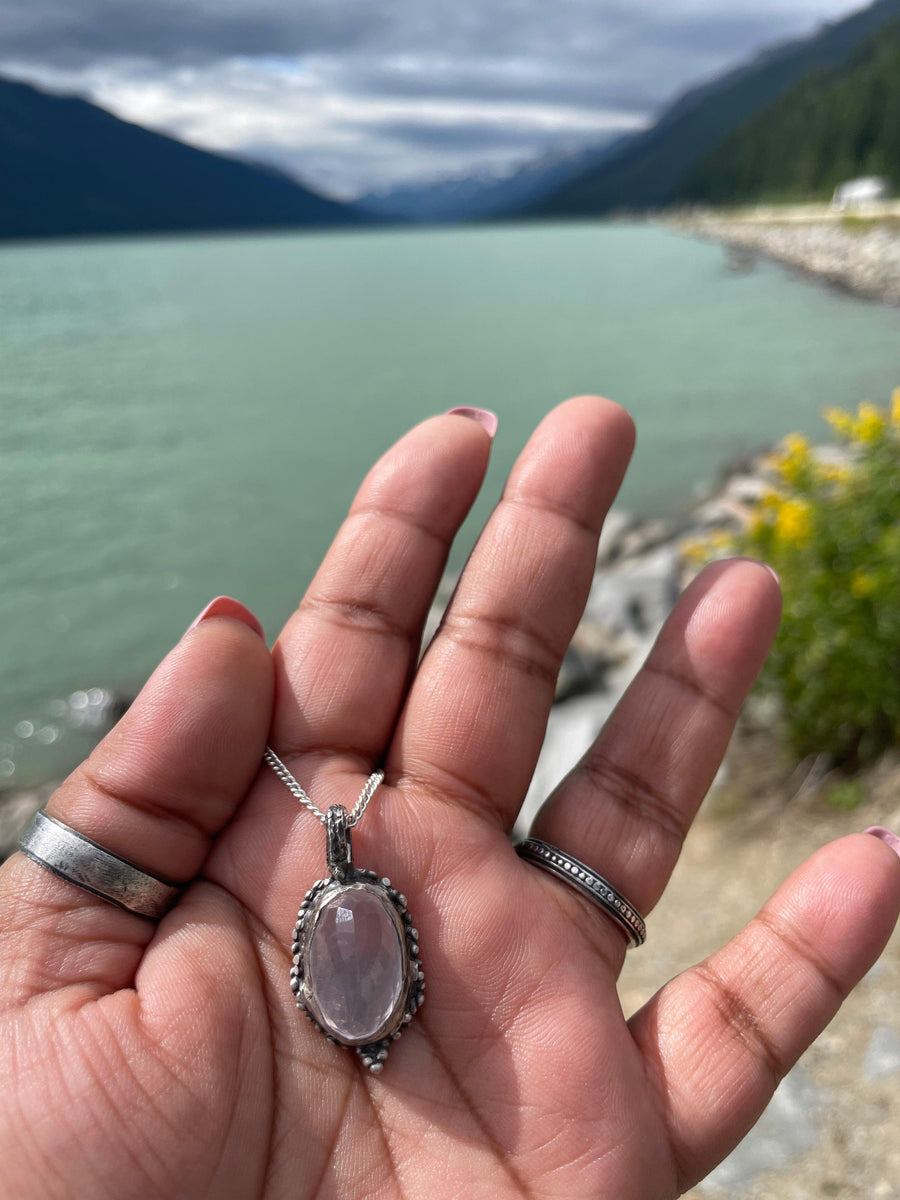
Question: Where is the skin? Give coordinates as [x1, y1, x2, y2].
[1, 397, 898, 1200]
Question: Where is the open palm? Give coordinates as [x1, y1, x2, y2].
[3, 398, 899, 1200]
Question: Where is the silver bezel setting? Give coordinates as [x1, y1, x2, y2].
[290, 869, 424, 1073]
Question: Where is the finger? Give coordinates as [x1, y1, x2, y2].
[392, 395, 635, 829]
[0, 599, 273, 1005]
[269, 410, 495, 770]
[530, 558, 781, 961]
[628, 833, 900, 1194]
[200, 412, 494, 937]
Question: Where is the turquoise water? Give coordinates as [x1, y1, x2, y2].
[2, 221, 899, 783]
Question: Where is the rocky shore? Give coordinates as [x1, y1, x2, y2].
[670, 203, 900, 305]
[509, 449, 778, 835]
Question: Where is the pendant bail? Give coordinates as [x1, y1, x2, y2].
[325, 804, 352, 880]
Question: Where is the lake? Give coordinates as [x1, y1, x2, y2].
[2, 220, 899, 784]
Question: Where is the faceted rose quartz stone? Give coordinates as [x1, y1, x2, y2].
[308, 886, 404, 1043]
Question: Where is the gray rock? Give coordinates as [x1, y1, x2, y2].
[698, 1066, 826, 1195]
[614, 517, 688, 563]
[516, 692, 619, 836]
[863, 1025, 900, 1081]
[583, 544, 681, 637]
[596, 509, 638, 564]
[555, 644, 605, 703]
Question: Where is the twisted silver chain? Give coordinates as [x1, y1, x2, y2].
[263, 747, 384, 828]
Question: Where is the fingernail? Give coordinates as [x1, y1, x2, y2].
[445, 407, 499, 439]
[864, 826, 900, 859]
[186, 596, 265, 640]
[733, 557, 780, 587]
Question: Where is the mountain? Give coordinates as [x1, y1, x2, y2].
[355, 137, 634, 224]
[0, 76, 361, 240]
[678, 20, 900, 204]
[526, 0, 900, 217]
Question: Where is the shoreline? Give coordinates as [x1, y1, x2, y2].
[667, 203, 900, 306]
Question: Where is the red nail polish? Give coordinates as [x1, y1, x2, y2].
[864, 826, 900, 860]
[445, 407, 499, 439]
[187, 596, 265, 640]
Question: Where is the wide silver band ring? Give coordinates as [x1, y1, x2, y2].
[18, 811, 181, 920]
[516, 838, 646, 948]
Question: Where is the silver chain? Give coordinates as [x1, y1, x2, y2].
[263, 746, 384, 828]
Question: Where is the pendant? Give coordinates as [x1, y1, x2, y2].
[290, 804, 424, 1073]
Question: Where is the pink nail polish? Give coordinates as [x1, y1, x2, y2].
[445, 407, 499, 439]
[864, 827, 900, 859]
[187, 596, 265, 640]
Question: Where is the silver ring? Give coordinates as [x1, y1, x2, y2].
[516, 838, 646, 948]
[18, 811, 181, 920]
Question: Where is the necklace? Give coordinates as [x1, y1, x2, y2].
[264, 748, 424, 1073]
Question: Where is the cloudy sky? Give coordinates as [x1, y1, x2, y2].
[1, 0, 868, 196]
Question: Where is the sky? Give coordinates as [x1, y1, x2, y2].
[0, 0, 869, 197]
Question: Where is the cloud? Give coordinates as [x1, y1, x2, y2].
[0, 0, 866, 193]
[0, 0, 864, 68]
[0, 1, 381, 66]
[6, 56, 646, 194]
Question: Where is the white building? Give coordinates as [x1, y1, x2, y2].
[831, 176, 890, 210]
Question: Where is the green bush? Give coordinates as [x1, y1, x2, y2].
[688, 390, 900, 768]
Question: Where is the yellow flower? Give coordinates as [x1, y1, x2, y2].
[774, 498, 812, 546]
[760, 489, 783, 509]
[680, 539, 708, 563]
[681, 531, 733, 562]
[891, 387, 900, 427]
[823, 405, 856, 438]
[850, 571, 876, 599]
[777, 433, 811, 484]
[854, 402, 885, 443]
[782, 433, 808, 455]
[818, 462, 851, 486]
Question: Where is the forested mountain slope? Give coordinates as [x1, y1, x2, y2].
[526, 0, 900, 217]
[678, 21, 900, 204]
[0, 77, 361, 239]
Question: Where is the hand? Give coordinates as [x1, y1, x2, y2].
[2, 398, 898, 1200]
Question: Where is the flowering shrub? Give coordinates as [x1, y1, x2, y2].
[686, 390, 900, 767]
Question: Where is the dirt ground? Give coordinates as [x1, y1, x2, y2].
[618, 730, 900, 1199]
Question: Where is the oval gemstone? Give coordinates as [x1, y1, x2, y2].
[308, 885, 404, 1044]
